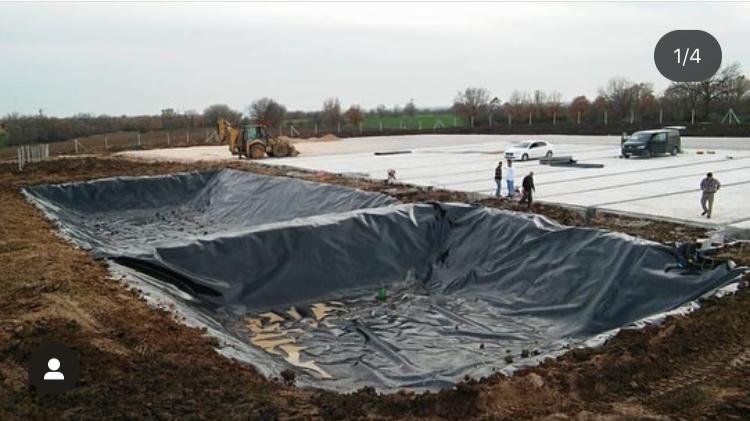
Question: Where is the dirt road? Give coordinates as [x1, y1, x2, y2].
[1, 156, 748, 420]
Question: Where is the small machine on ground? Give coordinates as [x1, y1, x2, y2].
[216, 119, 298, 159]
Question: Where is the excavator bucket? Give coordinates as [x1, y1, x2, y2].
[268, 138, 299, 157]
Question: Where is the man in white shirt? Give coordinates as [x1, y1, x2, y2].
[506, 160, 516, 198]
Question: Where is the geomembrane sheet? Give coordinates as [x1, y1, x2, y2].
[24, 169, 744, 391]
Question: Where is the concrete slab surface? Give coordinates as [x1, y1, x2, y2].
[122, 134, 750, 230]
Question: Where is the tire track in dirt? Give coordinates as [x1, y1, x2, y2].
[647, 347, 750, 399]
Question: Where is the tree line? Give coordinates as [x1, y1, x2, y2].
[2, 63, 748, 147]
[452, 62, 749, 125]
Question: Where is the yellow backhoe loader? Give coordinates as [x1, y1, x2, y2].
[216, 118, 298, 159]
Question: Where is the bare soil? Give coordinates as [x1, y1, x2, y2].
[1, 156, 748, 420]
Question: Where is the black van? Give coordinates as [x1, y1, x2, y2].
[621, 128, 682, 158]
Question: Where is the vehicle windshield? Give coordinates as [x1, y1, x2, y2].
[515, 141, 533, 148]
[628, 132, 652, 143]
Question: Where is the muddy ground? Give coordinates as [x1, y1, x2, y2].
[0, 156, 748, 420]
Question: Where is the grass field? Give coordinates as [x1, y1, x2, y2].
[362, 113, 465, 129]
[287, 113, 465, 130]
[0, 129, 7, 148]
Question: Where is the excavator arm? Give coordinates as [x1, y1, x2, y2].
[216, 118, 242, 156]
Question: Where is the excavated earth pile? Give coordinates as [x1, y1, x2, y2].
[23, 169, 745, 392]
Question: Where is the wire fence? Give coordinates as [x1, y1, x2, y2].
[2, 108, 748, 168]
[277, 107, 750, 138]
[0, 127, 217, 165]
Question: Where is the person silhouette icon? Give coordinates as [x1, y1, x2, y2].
[43, 358, 65, 381]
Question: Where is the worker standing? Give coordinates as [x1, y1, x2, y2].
[494, 161, 503, 197]
[506, 160, 516, 199]
[386, 169, 397, 185]
[699, 172, 721, 218]
[521, 171, 535, 207]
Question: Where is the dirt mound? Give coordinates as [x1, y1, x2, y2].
[281, 134, 340, 143]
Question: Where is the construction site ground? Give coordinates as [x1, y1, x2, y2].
[123, 134, 750, 232]
[1, 156, 749, 420]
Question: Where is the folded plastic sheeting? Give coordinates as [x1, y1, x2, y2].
[24, 170, 745, 391]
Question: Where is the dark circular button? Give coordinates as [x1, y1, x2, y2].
[28, 342, 80, 395]
[654, 30, 722, 82]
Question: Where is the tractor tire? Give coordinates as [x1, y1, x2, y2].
[272, 141, 290, 157]
[247, 142, 266, 159]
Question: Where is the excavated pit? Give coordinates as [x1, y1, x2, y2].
[24, 169, 744, 391]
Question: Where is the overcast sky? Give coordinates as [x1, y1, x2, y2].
[1, 2, 749, 117]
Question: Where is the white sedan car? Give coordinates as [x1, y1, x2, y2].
[504, 140, 554, 161]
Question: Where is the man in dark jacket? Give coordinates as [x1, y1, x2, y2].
[494, 161, 503, 197]
[521, 171, 535, 207]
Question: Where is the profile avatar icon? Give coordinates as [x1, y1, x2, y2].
[29, 342, 79, 394]
[43, 358, 65, 381]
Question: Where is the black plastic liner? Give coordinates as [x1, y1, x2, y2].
[24, 169, 745, 391]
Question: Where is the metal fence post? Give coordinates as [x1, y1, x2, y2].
[577, 111, 581, 125]
[104, 135, 108, 150]
[167, 131, 170, 146]
[137, 133, 141, 147]
[659, 109, 663, 124]
[186, 129, 190, 145]
[74, 139, 79, 154]
[528, 112, 532, 126]
[691, 108, 695, 124]
[604, 111, 608, 125]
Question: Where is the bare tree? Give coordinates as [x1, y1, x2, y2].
[203, 104, 242, 126]
[696, 62, 747, 118]
[505, 90, 531, 119]
[591, 95, 609, 121]
[248, 97, 287, 127]
[599, 78, 654, 121]
[404, 99, 418, 117]
[345, 105, 364, 126]
[568, 96, 591, 121]
[376, 104, 387, 118]
[547, 91, 564, 117]
[664, 62, 748, 120]
[532, 90, 548, 118]
[320, 97, 342, 127]
[453, 87, 492, 121]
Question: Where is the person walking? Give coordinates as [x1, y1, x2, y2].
[494, 161, 503, 197]
[521, 171, 535, 207]
[506, 160, 516, 199]
[700, 172, 721, 218]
